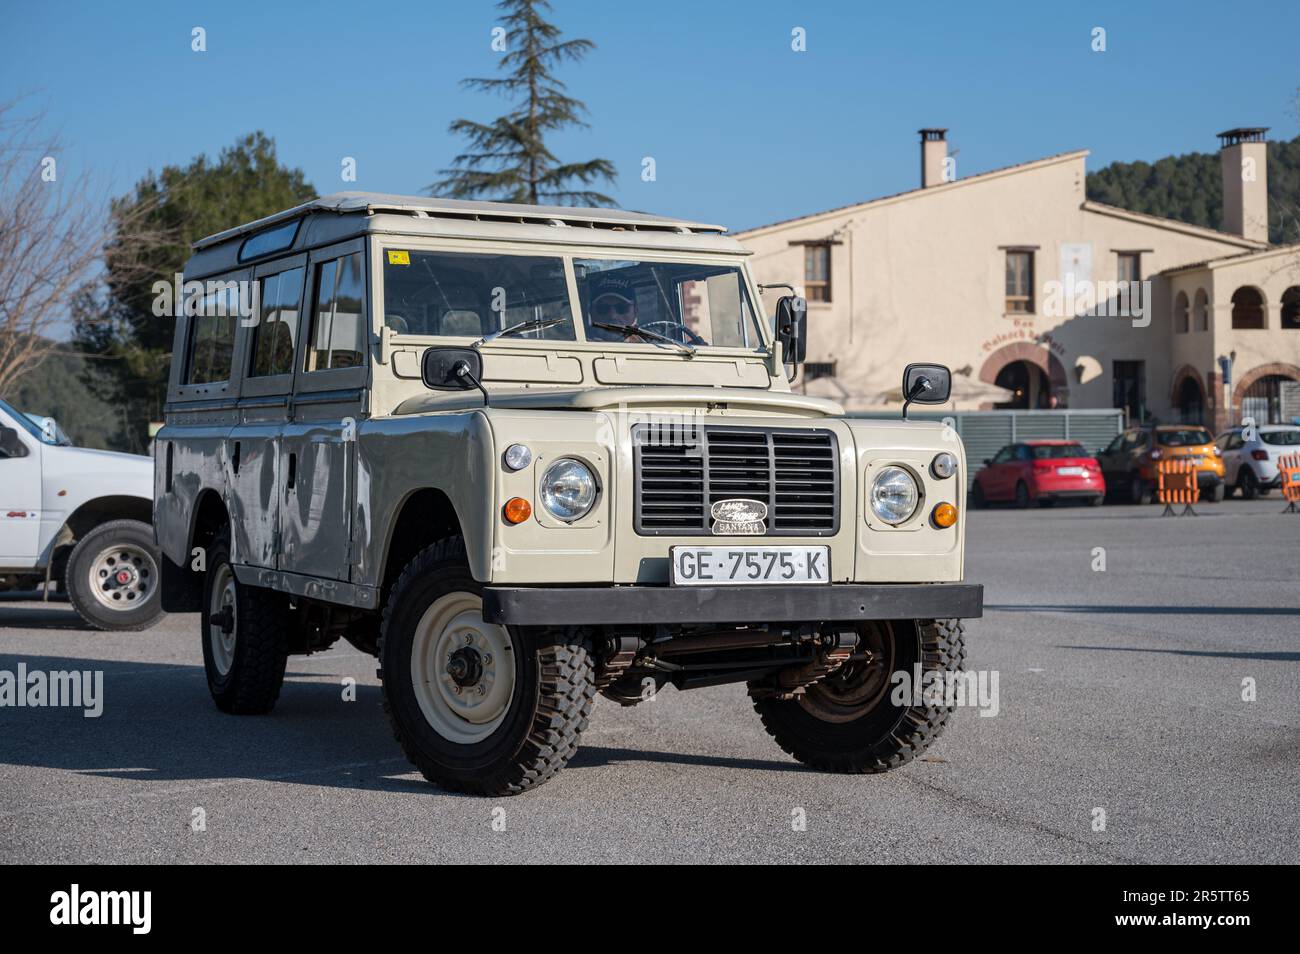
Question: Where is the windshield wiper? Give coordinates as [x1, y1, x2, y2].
[590, 321, 696, 356]
[474, 316, 568, 347]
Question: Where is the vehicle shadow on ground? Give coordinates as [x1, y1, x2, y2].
[567, 744, 802, 775]
[0, 652, 438, 796]
[0, 603, 85, 631]
[1057, 644, 1300, 662]
[0, 653, 805, 796]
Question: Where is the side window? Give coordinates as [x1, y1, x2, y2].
[307, 253, 366, 372]
[249, 267, 304, 378]
[1016, 445, 1033, 461]
[185, 282, 238, 384]
[1103, 434, 1124, 454]
[991, 446, 1012, 464]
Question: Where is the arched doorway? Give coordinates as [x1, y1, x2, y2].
[993, 360, 1050, 409]
[979, 342, 1069, 409]
[1241, 374, 1292, 424]
[1176, 375, 1204, 424]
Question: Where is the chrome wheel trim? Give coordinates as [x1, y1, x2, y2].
[88, 542, 157, 611]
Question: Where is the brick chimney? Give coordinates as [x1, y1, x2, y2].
[920, 128, 948, 188]
[1218, 127, 1269, 243]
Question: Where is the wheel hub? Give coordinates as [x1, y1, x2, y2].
[445, 646, 484, 688]
[88, 543, 156, 611]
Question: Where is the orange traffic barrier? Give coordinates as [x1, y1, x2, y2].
[1156, 459, 1198, 516]
[1279, 452, 1300, 514]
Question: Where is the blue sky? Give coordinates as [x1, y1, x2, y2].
[3, 0, 1298, 232]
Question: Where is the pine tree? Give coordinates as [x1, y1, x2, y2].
[431, 0, 616, 206]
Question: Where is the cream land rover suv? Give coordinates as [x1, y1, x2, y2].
[155, 192, 982, 795]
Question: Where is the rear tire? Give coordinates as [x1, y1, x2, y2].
[200, 530, 291, 714]
[1129, 472, 1152, 505]
[1014, 481, 1030, 508]
[1239, 468, 1258, 500]
[378, 536, 596, 795]
[65, 519, 165, 632]
[969, 482, 986, 509]
[753, 619, 966, 773]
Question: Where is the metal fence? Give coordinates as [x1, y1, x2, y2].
[847, 409, 1125, 487]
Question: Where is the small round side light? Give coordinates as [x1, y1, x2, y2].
[503, 444, 533, 471]
[932, 502, 957, 528]
[503, 497, 533, 524]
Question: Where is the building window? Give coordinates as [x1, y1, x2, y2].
[1117, 252, 1141, 283]
[1005, 251, 1034, 313]
[1230, 286, 1265, 330]
[1281, 287, 1300, 330]
[1174, 290, 1189, 334]
[804, 244, 831, 302]
[804, 361, 836, 381]
[1193, 288, 1209, 332]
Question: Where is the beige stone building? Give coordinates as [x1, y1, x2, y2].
[739, 127, 1300, 431]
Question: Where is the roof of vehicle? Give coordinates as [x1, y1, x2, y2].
[185, 192, 744, 279]
[194, 192, 728, 250]
[1021, 439, 1083, 445]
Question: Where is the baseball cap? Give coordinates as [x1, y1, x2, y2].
[590, 274, 635, 303]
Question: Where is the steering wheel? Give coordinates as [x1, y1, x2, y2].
[634, 320, 707, 346]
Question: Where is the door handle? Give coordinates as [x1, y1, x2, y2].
[286, 452, 297, 491]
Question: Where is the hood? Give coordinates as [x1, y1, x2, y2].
[395, 386, 844, 418]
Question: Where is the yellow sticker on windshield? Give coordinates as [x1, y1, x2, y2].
[387, 250, 410, 266]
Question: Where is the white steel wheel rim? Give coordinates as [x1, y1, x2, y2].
[88, 542, 158, 611]
[411, 592, 516, 745]
[209, 564, 238, 676]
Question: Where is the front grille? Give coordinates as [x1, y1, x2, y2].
[633, 424, 839, 535]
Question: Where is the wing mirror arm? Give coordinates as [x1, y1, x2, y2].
[454, 359, 490, 407]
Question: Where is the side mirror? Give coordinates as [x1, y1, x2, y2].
[901, 363, 952, 418]
[774, 296, 807, 365]
[983, 459, 992, 466]
[422, 347, 483, 391]
[0, 426, 28, 459]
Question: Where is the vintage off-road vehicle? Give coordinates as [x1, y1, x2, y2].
[156, 192, 982, 795]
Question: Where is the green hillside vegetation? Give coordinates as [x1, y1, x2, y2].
[1086, 135, 1300, 246]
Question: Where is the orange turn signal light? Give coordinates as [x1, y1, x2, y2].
[503, 497, 532, 524]
[932, 502, 957, 528]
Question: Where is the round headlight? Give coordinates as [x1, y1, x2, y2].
[870, 466, 920, 525]
[931, 452, 958, 479]
[539, 458, 597, 522]
[503, 443, 532, 471]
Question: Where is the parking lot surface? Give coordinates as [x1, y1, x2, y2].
[2, 498, 1297, 864]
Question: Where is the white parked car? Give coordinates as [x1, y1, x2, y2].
[0, 397, 165, 630]
[1216, 423, 1300, 498]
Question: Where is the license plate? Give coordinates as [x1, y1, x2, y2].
[1056, 466, 1084, 476]
[670, 545, 830, 585]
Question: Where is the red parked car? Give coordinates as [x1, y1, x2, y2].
[971, 440, 1104, 508]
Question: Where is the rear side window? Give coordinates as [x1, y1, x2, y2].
[1260, 430, 1300, 446]
[185, 282, 239, 384]
[307, 253, 366, 371]
[1029, 444, 1088, 459]
[1158, 429, 1211, 446]
[249, 267, 304, 377]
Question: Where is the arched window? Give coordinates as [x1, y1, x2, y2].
[1193, 288, 1209, 331]
[1174, 291, 1189, 333]
[1282, 287, 1300, 330]
[1231, 286, 1266, 329]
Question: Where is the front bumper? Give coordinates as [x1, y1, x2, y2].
[482, 582, 983, 626]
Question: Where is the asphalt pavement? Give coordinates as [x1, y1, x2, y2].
[2, 497, 1297, 864]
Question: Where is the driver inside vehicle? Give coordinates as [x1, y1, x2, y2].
[585, 274, 646, 342]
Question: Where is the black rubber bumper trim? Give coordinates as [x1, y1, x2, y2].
[482, 582, 983, 626]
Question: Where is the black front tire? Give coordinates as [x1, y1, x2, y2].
[378, 536, 596, 796]
[1239, 469, 1258, 500]
[969, 482, 987, 509]
[201, 530, 291, 714]
[1014, 482, 1031, 508]
[65, 519, 166, 631]
[753, 619, 966, 773]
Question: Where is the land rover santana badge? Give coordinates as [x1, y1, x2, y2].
[711, 498, 768, 535]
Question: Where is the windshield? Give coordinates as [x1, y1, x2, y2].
[1157, 429, 1212, 446]
[0, 398, 61, 445]
[381, 249, 763, 350]
[1260, 429, 1300, 446]
[574, 258, 763, 349]
[1029, 444, 1089, 459]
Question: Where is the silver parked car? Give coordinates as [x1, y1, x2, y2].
[1217, 423, 1300, 498]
